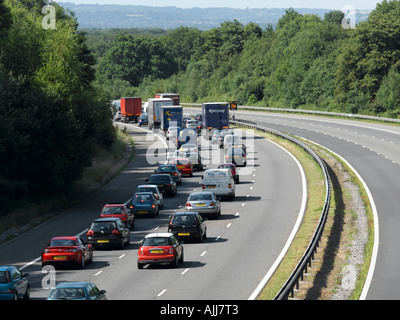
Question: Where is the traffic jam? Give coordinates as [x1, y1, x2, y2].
[1, 95, 252, 300]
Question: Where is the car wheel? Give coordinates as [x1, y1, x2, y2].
[179, 249, 184, 263]
[88, 250, 93, 263]
[80, 254, 85, 269]
[120, 238, 125, 250]
[137, 260, 143, 269]
[172, 254, 179, 268]
[23, 286, 30, 300]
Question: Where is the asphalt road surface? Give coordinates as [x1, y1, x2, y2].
[0, 119, 306, 300]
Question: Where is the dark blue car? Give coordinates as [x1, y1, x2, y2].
[47, 282, 107, 300]
[0, 266, 30, 300]
[128, 192, 159, 218]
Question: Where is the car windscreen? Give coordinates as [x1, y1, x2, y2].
[49, 239, 78, 247]
[143, 237, 172, 246]
[49, 288, 86, 299]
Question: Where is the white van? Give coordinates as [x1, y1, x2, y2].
[223, 134, 242, 150]
[201, 169, 235, 200]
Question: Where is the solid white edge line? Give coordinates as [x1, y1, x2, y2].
[248, 136, 308, 300]
[299, 138, 378, 301]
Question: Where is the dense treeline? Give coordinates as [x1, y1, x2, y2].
[0, 0, 115, 215]
[91, 0, 400, 119]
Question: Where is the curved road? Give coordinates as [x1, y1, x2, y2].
[232, 109, 400, 300]
[0, 120, 306, 300]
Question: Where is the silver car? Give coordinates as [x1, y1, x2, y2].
[185, 191, 221, 219]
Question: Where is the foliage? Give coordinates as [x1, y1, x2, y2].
[0, 0, 115, 215]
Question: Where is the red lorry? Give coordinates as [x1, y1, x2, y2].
[120, 97, 142, 123]
[154, 93, 180, 106]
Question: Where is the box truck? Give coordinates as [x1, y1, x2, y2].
[120, 97, 142, 123]
[155, 93, 180, 106]
[160, 106, 183, 133]
[202, 102, 230, 139]
[148, 98, 173, 130]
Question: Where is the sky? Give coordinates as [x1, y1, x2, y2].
[65, 0, 381, 11]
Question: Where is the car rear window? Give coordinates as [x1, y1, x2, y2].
[143, 237, 172, 246]
[0, 271, 10, 283]
[102, 206, 125, 214]
[90, 221, 117, 232]
[174, 159, 189, 165]
[158, 166, 174, 172]
[150, 175, 170, 182]
[189, 194, 212, 201]
[171, 215, 197, 226]
[133, 194, 153, 202]
[49, 239, 78, 247]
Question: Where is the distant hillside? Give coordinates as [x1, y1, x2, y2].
[59, 2, 370, 30]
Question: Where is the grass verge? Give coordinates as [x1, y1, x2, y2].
[236, 125, 373, 300]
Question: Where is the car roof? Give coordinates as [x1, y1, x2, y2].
[144, 232, 174, 238]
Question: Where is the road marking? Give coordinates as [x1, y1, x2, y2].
[226, 223, 232, 228]
[215, 236, 221, 241]
[158, 289, 167, 297]
[94, 270, 102, 276]
[200, 251, 207, 257]
[181, 268, 189, 275]
[118, 254, 125, 259]
[242, 203, 245, 207]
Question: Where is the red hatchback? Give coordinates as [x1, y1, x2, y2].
[41, 236, 93, 269]
[171, 158, 193, 177]
[99, 204, 135, 229]
[137, 233, 184, 269]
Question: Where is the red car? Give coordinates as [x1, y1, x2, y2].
[137, 233, 184, 269]
[41, 236, 93, 269]
[171, 158, 193, 177]
[99, 203, 135, 228]
[218, 163, 239, 183]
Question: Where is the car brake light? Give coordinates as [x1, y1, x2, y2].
[151, 204, 156, 208]
[111, 229, 120, 235]
[44, 249, 51, 253]
[210, 201, 215, 206]
[186, 202, 191, 207]
[87, 230, 94, 236]
[130, 204, 134, 209]
[169, 247, 174, 255]
[202, 184, 205, 189]
[228, 183, 232, 188]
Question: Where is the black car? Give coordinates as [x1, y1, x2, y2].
[146, 174, 177, 197]
[138, 116, 148, 127]
[154, 164, 182, 185]
[168, 212, 207, 242]
[86, 218, 130, 249]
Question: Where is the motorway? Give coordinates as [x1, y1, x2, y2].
[0, 118, 306, 300]
[231, 109, 400, 300]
